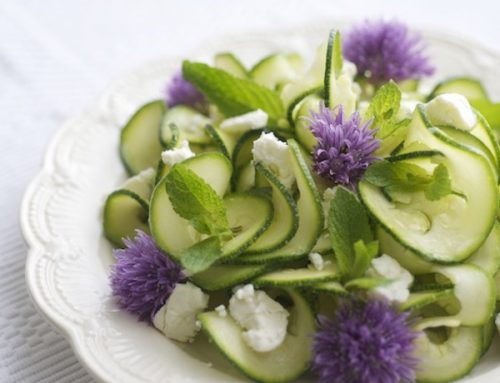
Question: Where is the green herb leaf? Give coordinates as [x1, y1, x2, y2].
[363, 160, 453, 201]
[351, 240, 379, 279]
[345, 276, 392, 290]
[182, 61, 284, 121]
[165, 164, 229, 236]
[425, 163, 452, 201]
[364, 160, 431, 188]
[333, 30, 343, 76]
[180, 236, 222, 273]
[366, 81, 404, 138]
[328, 187, 373, 279]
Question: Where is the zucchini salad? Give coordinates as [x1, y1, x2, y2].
[104, 20, 500, 383]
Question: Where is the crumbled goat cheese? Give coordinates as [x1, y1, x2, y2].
[229, 284, 289, 352]
[161, 140, 195, 166]
[308, 252, 325, 271]
[426, 93, 477, 131]
[215, 305, 227, 317]
[153, 282, 209, 342]
[367, 254, 414, 303]
[252, 132, 295, 189]
[219, 109, 268, 134]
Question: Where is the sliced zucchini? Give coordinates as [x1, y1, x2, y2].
[427, 76, 500, 131]
[471, 111, 500, 170]
[155, 160, 169, 184]
[399, 288, 454, 312]
[233, 162, 255, 192]
[311, 231, 331, 254]
[159, 105, 211, 146]
[198, 289, 315, 383]
[306, 281, 347, 296]
[241, 140, 324, 263]
[253, 261, 339, 287]
[232, 129, 263, 170]
[221, 193, 273, 258]
[285, 53, 305, 76]
[414, 323, 482, 383]
[436, 124, 497, 177]
[120, 100, 166, 175]
[496, 272, 500, 302]
[482, 315, 496, 356]
[427, 76, 488, 101]
[103, 190, 149, 247]
[280, 42, 326, 110]
[214, 52, 248, 78]
[376, 226, 433, 275]
[150, 153, 232, 258]
[244, 164, 299, 254]
[433, 264, 495, 326]
[360, 105, 498, 263]
[191, 264, 268, 291]
[468, 222, 500, 275]
[205, 124, 237, 159]
[120, 167, 156, 202]
[158, 118, 179, 150]
[294, 94, 322, 152]
[250, 54, 299, 90]
[379, 223, 500, 276]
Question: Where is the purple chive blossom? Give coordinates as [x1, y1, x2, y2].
[309, 104, 380, 189]
[312, 298, 420, 383]
[166, 70, 206, 109]
[344, 20, 434, 85]
[110, 230, 186, 323]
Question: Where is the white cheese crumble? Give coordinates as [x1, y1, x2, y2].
[426, 93, 477, 131]
[252, 132, 295, 189]
[215, 305, 227, 317]
[229, 284, 289, 353]
[219, 109, 268, 134]
[367, 254, 414, 303]
[342, 60, 357, 78]
[235, 283, 255, 300]
[161, 140, 195, 166]
[153, 282, 209, 342]
[308, 252, 325, 271]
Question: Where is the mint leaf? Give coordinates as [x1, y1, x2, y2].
[328, 187, 373, 279]
[351, 240, 379, 279]
[165, 164, 229, 236]
[425, 164, 452, 201]
[366, 81, 404, 138]
[181, 236, 222, 273]
[363, 160, 453, 201]
[333, 30, 343, 76]
[364, 160, 431, 189]
[182, 61, 284, 121]
[345, 277, 392, 290]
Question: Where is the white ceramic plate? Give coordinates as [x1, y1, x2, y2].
[22, 23, 500, 383]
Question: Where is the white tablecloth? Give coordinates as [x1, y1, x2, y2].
[1, 0, 499, 381]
